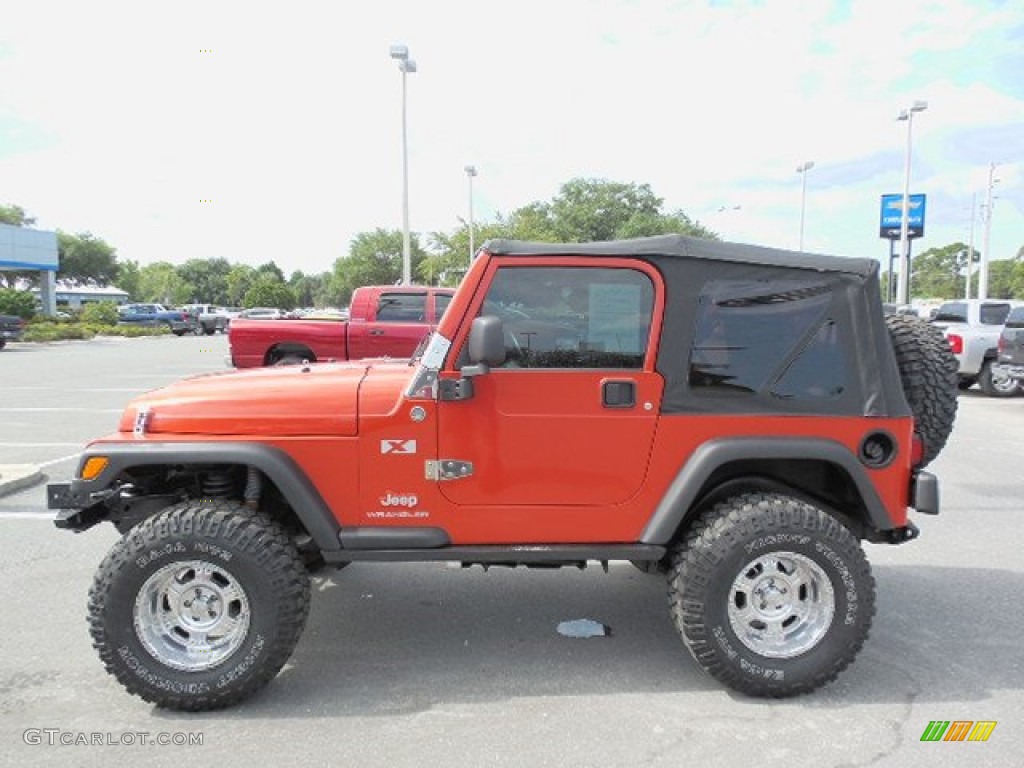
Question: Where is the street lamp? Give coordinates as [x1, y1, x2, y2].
[896, 100, 927, 305]
[796, 161, 815, 252]
[390, 44, 417, 285]
[979, 163, 999, 300]
[464, 165, 477, 265]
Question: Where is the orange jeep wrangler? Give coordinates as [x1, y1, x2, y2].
[49, 235, 957, 710]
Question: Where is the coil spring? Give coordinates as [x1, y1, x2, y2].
[201, 471, 234, 498]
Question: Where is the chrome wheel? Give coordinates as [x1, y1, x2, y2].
[727, 551, 834, 659]
[134, 559, 251, 672]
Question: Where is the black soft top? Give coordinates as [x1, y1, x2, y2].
[481, 234, 905, 419]
[482, 235, 877, 278]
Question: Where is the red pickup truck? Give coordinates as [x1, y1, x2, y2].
[228, 285, 455, 367]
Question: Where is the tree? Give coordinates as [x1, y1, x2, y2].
[256, 261, 286, 283]
[329, 228, 427, 304]
[57, 231, 119, 286]
[289, 270, 330, 307]
[137, 262, 193, 305]
[987, 257, 1024, 299]
[531, 178, 719, 243]
[0, 204, 35, 227]
[177, 257, 232, 304]
[910, 241, 973, 299]
[244, 278, 297, 310]
[116, 259, 141, 299]
[226, 265, 257, 306]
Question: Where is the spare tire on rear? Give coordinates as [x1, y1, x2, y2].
[885, 314, 958, 468]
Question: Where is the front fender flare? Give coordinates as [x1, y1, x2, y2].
[62, 442, 341, 551]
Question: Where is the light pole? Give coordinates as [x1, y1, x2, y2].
[896, 100, 927, 306]
[796, 161, 815, 251]
[979, 163, 999, 300]
[464, 165, 477, 265]
[389, 44, 417, 285]
[965, 192, 977, 300]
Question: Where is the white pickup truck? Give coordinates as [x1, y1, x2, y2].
[182, 304, 234, 335]
[931, 298, 1023, 397]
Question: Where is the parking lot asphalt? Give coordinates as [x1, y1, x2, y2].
[1, 335, 1022, 768]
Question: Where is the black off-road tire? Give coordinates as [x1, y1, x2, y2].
[88, 501, 310, 711]
[668, 492, 875, 697]
[977, 359, 1022, 398]
[885, 314, 958, 467]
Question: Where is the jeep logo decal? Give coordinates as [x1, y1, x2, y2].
[379, 492, 419, 508]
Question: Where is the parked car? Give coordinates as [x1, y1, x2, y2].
[0, 313, 26, 349]
[117, 304, 195, 336]
[930, 298, 1023, 397]
[228, 285, 454, 367]
[182, 304, 232, 335]
[995, 305, 1024, 388]
[237, 307, 286, 320]
[49, 234, 957, 710]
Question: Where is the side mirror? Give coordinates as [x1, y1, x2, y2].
[466, 315, 506, 371]
[439, 315, 505, 402]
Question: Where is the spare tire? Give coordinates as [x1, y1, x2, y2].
[885, 314, 958, 468]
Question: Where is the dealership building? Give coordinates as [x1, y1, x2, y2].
[0, 222, 60, 315]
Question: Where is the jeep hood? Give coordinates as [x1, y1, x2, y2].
[118, 363, 386, 437]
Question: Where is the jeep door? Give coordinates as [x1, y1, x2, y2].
[435, 259, 664, 539]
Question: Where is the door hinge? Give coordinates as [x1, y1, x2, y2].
[425, 460, 474, 481]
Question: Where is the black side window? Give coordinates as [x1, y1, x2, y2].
[376, 293, 427, 322]
[932, 302, 967, 323]
[1006, 307, 1024, 328]
[434, 294, 452, 320]
[979, 303, 1011, 325]
[481, 266, 654, 369]
[689, 279, 838, 396]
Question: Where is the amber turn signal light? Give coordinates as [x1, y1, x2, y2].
[81, 456, 109, 481]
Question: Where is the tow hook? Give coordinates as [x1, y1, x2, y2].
[886, 522, 920, 545]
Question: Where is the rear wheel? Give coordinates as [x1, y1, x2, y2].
[978, 360, 1021, 398]
[668, 492, 875, 697]
[88, 501, 310, 710]
[885, 314, 958, 467]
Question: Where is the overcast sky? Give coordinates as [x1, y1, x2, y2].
[2, 0, 1023, 278]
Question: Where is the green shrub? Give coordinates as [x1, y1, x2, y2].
[0, 288, 36, 319]
[23, 323, 96, 342]
[80, 301, 119, 326]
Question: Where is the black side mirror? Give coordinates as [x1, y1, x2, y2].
[466, 315, 506, 371]
[440, 315, 505, 402]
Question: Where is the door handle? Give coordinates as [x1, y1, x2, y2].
[602, 380, 636, 408]
[368, 329, 385, 336]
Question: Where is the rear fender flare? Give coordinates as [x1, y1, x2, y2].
[640, 437, 892, 544]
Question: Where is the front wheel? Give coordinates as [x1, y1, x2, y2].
[88, 501, 310, 710]
[667, 492, 875, 697]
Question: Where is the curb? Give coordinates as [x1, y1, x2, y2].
[0, 465, 45, 497]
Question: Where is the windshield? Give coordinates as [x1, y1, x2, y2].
[404, 332, 452, 399]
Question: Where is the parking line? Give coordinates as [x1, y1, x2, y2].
[0, 408, 123, 413]
[40, 453, 83, 468]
